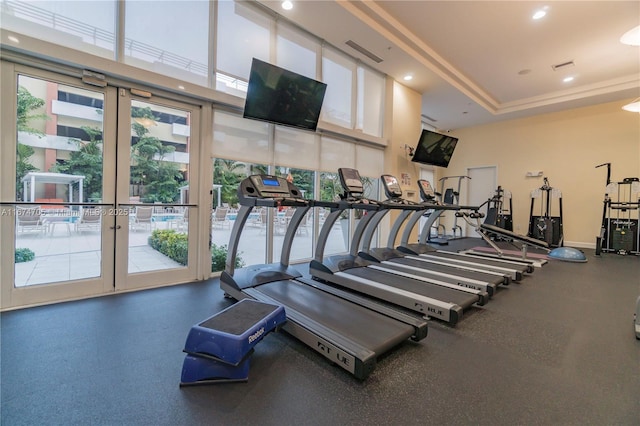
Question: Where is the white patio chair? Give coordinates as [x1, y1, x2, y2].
[15, 206, 45, 235]
[75, 207, 102, 234]
[132, 206, 155, 231]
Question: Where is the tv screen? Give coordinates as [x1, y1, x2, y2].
[411, 129, 459, 168]
[243, 58, 327, 131]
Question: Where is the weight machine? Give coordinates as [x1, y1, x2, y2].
[481, 186, 513, 232]
[528, 177, 563, 247]
[429, 175, 470, 244]
[595, 163, 640, 256]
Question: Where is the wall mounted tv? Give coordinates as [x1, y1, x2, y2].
[243, 58, 327, 131]
[411, 129, 459, 168]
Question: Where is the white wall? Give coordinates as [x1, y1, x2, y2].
[443, 99, 640, 247]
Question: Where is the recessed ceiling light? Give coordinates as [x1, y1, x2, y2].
[532, 6, 549, 20]
[178, 85, 185, 90]
[403, 74, 413, 81]
[281, 1, 293, 11]
[8, 35, 19, 43]
[620, 25, 640, 46]
[563, 76, 574, 83]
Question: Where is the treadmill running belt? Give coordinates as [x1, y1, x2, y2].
[389, 257, 506, 286]
[258, 279, 414, 354]
[342, 267, 479, 309]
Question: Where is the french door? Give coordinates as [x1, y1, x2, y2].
[0, 63, 202, 310]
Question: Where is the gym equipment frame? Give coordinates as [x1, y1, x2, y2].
[595, 163, 640, 256]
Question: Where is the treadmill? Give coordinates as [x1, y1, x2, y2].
[309, 168, 488, 325]
[356, 174, 503, 297]
[396, 179, 533, 282]
[220, 174, 428, 380]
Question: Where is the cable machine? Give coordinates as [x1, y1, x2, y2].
[481, 186, 513, 232]
[595, 163, 640, 256]
[528, 177, 563, 247]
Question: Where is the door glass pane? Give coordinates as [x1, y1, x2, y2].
[1, 0, 116, 59]
[124, 0, 209, 86]
[128, 100, 190, 274]
[212, 159, 268, 272]
[14, 75, 104, 286]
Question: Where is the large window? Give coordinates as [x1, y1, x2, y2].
[215, 0, 271, 95]
[357, 66, 385, 137]
[213, 110, 270, 161]
[4, 0, 394, 281]
[321, 47, 354, 128]
[273, 167, 315, 262]
[3, 0, 389, 139]
[211, 158, 267, 271]
[124, 1, 210, 86]
[276, 23, 318, 80]
[1, 0, 116, 58]
[212, 110, 271, 270]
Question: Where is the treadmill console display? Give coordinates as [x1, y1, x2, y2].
[418, 179, 436, 201]
[248, 175, 291, 198]
[381, 174, 402, 198]
[338, 168, 364, 195]
[261, 178, 280, 187]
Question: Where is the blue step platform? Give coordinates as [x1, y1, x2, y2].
[180, 299, 286, 386]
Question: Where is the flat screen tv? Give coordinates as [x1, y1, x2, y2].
[243, 58, 327, 131]
[411, 129, 459, 168]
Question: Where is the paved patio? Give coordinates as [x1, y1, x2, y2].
[13, 217, 347, 287]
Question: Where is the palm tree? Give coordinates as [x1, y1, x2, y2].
[213, 159, 245, 207]
[130, 106, 183, 202]
[52, 126, 103, 201]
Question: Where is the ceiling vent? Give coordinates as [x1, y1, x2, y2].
[551, 60, 575, 71]
[421, 114, 438, 123]
[345, 40, 383, 63]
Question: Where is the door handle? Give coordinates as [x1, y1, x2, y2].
[109, 225, 122, 230]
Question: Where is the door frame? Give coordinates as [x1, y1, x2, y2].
[1, 60, 210, 310]
[1, 62, 117, 309]
[113, 88, 202, 292]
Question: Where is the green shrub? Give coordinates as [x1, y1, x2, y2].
[148, 229, 188, 265]
[212, 243, 244, 272]
[148, 230, 244, 271]
[15, 247, 35, 263]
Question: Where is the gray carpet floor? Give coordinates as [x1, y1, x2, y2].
[2, 238, 639, 425]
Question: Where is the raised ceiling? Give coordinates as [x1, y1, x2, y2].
[259, 1, 640, 131]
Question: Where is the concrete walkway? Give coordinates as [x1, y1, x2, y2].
[13, 218, 347, 287]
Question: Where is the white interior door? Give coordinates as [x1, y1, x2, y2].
[466, 166, 497, 238]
